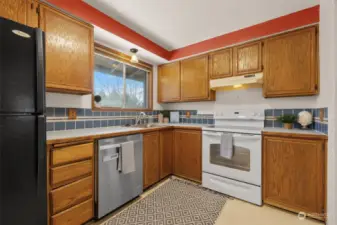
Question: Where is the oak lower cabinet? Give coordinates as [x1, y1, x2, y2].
[181, 55, 215, 102]
[159, 129, 173, 179]
[173, 129, 202, 182]
[263, 134, 325, 220]
[263, 26, 318, 97]
[48, 141, 94, 225]
[143, 132, 160, 189]
[158, 62, 181, 102]
[39, 3, 94, 94]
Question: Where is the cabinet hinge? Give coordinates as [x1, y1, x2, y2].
[262, 42, 264, 47]
[31, 3, 34, 9]
[36, 6, 40, 14]
[315, 84, 318, 90]
[261, 65, 264, 70]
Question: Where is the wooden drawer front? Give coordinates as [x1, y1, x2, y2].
[51, 198, 93, 225]
[51, 176, 93, 215]
[52, 143, 93, 166]
[51, 160, 92, 189]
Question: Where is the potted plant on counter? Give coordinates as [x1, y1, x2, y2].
[277, 114, 297, 129]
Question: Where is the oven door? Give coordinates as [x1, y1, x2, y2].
[202, 131, 261, 186]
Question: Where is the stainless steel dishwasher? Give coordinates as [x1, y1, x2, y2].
[95, 134, 143, 219]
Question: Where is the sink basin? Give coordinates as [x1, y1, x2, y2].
[131, 124, 168, 128]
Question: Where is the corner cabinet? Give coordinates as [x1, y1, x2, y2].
[263, 27, 318, 97]
[263, 133, 326, 220]
[39, 4, 94, 94]
[158, 62, 181, 102]
[181, 55, 215, 101]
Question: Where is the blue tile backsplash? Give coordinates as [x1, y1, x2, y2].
[264, 107, 328, 134]
[47, 107, 327, 134]
[47, 108, 214, 132]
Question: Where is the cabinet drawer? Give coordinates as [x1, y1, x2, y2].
[51, 176, 93, 215]
[52, 143, 93, 166]
[51, 198, 94, 225]
[51, 160, 93, 189]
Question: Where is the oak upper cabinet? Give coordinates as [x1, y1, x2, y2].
[263, 135, 325, 220]
[0, 0, 28, 24]
[143, 132, 160, 189]
[233, 41, 262, 76]
[39, 4, 94, 94]
[158, 62, 181, 102]
[159, 129, 173, 179]
[263, 27, 318, 97]
[174, 129, 202, 182]
[181, 55, 214, 101]
[209, 48, 233, 79]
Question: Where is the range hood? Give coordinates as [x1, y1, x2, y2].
[210, 73, 263, 90]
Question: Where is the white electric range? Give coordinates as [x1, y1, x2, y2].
[202, 109, 264, 205]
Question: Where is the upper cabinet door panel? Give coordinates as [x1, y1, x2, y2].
[0, 0, 27, 24]
[158, 62, 180, 102]
[233, 41, 262, 76]
[209, 48, 232, 79]
[181, 55, 209, 101]
[263, 27, 317, 97]
[40, 4, 93, 94]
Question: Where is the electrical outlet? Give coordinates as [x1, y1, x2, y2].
[68, 108, 77, 120]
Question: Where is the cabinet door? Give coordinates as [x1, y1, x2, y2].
[263, 136, 324, 217]
[26, 0, 38, 28]
[233, 41, 262, 76]
[209, 48, 232, 79]
[158, 62, 181, 102]
[159, 129, 173, 179]
[0, 0, 27, 24]
[39, 4, 93, 94]
[174, 129, 201, 182]
[143, 132, 160, 189]
[263, 27, 318, 97]
[181, 55, 210, 101]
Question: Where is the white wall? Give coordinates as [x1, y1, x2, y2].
[163, 89, 320, 111]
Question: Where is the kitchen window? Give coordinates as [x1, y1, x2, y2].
[93, 44, 153, 111]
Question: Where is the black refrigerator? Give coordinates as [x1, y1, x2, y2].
[0, 17, 47, 225]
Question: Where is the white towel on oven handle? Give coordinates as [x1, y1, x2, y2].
[220, 133, 233, 159]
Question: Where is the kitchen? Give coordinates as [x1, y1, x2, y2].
[0, 0, 336, 225]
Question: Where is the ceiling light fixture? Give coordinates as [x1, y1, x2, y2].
[130, 48, 139, 63]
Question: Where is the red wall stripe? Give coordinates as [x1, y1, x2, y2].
[45, 1, 319, 62]
[169, 5, 319, 60]
[45, 0, 171, 60]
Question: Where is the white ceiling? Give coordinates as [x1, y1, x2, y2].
[85, 0, 319, 50]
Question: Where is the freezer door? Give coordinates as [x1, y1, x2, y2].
[0, 115, 47, 225]
[0, 17, 45, 114]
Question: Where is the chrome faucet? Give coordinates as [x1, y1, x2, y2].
[135, 112, 147, 125]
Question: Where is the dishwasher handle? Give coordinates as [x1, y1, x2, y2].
[101, 146, 123, 172]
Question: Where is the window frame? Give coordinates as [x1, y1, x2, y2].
[93, 43, 153, 112]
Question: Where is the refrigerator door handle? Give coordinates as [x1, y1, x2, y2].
[35, 29, 45, 114]
[37, 115, 46, 196]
